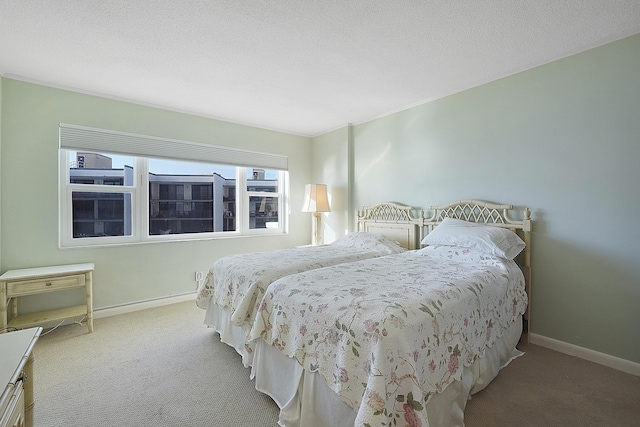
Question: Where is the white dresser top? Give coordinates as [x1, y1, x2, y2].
[0, 328, 41, 388]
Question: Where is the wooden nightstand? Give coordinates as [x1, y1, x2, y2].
[0, 263, 94, 333]
[0, 327, 41, 427]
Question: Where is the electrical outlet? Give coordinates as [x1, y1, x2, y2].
[195, 271, 204, 281]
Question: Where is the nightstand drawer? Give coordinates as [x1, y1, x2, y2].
[7, 274, 86, 297]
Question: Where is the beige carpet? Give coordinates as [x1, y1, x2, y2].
[466, 342, 640, 427]
[32, 301, 640, 426]
[33, 301, 280, 427]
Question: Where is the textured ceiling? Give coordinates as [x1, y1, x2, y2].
[1, 1, 639, 137]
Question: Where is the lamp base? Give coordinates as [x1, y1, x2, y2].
[311, 212, 323, 246]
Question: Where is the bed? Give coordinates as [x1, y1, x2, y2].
[246, 200, 532, 427]
[196, 202, 425, 365]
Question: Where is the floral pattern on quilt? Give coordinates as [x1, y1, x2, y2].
[330, 232, 407, 255]
[247, 248, 527, 427]
[195, 240, 403, 333]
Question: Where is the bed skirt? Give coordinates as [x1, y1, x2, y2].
[203, 300, 523, 427]
[203, 299, 255, 367]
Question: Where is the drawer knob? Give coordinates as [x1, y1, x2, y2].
[46, 282, 52, 286]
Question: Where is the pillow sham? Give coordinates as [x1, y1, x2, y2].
[331, 232, 406, 254]
[420, 217, 525, 260]
[419, 245, 507, 267]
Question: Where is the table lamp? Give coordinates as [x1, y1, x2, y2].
[301, 184, 331, 245]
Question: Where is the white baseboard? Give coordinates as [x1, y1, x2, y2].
[530, 333, 640, 377]
[34, 293, 197, 332]
[94, 292, 197, 319]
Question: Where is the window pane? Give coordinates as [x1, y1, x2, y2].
[69, 152, 134, 185]
[72, 192, 132, 238]
[222, 184, 236, 232]
[148, 158, 236, 234]
[249, 196, 279, 229]
[247, 168, 279, 193]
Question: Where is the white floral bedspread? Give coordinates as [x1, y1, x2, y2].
[247, 246, 527, 427]
[195, 238, 403, 333]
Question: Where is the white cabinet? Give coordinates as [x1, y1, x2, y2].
[0, 327, 41, 427]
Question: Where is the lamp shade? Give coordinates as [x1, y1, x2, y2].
[301, 184, 331, 212]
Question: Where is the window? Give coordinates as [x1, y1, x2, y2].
[59, 124, 288, 247]
[148, 158, 219, 236]
[247, 169, 281, 230]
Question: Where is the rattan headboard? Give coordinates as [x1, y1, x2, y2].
[424, 199, 530, 231]
[356, 202, 425, 250]
[424, 199, 532, 342]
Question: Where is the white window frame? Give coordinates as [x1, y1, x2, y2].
[241, 170, 288, 235]
[59, 155, 143, 246]
[58, 124, 289, 248]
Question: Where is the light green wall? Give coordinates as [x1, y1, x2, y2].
[316, 34, 640, 363]
[0, 79, 312, 312]
[310, 126, 350, 241]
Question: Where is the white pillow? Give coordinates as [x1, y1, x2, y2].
[419, 245, 506, 267]
[331, 232, 406, 254]
[420, 217, 525, 260]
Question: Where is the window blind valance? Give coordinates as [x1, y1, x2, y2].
[59, 123, 288, 171]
